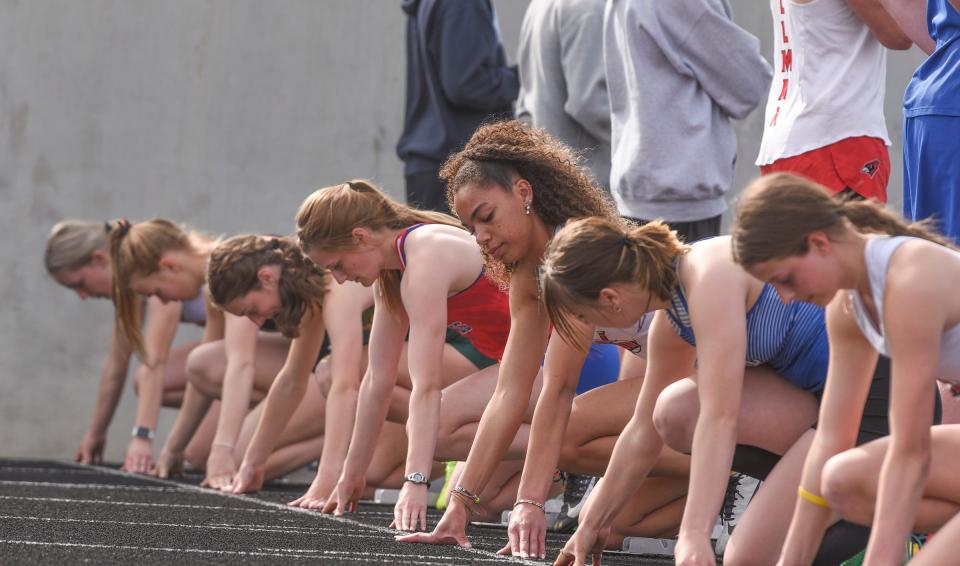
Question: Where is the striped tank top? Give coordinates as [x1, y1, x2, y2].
[665, 257, 828, 392]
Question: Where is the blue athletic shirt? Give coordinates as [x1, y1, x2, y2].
[904, 0, 960, 118]
[665, 257, 828, 392]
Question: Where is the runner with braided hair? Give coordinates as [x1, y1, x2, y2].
[109, 219, 292, 487]
[202, 234, 477, 501]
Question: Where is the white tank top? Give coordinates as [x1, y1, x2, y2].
[849, 236, 960, 384]
[756, 0, 890, 165]
[593, 312, 652, 358]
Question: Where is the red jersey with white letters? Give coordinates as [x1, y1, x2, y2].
[395, 224, 510, 361]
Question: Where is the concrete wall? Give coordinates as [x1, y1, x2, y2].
[0, 1, 926, 461]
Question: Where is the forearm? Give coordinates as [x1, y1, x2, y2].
[133, 364, 166, 429]
[316, 385, 359, 480]
[516, 385, 577, 503]
[579, 420, 665, 530]
[780, 434, 845, 565]
[864, 449, 929, 565]
[879, 0, 935, 53]
[678, 415, 738, 540]
[213, 361, 255, 447]
[458, 388, 538, 495]
[88, 359, 129, 434]
[341, 376, 395, 478]
[404, 385, 442, 476]
[162, 383, 214, 454]
[243, 372, 307, 466]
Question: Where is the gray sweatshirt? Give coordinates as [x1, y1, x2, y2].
[516, 0, 611, 190]
[604, 0, 771, 222]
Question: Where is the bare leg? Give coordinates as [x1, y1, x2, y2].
[652, 367, 819, 456]
[183, 401, 220, 469]
[388, 342, 479, 423]
[606, 476, 689, 546]
[911, 506, 960, 565]
[367, 421, 410, 489]
[187, 332, 290, 402]
[618, 352, 646, 382]
[435, 365, 543, 462]
[132, 341, 200, 407]
[235, 371, 328, 481]
[821, 424, 960, 531]
[724, 430, 817, 565]
[559, 379, 690, 477]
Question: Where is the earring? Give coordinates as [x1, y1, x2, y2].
[613, 303, 622, 313]
[524, 202, 532, 215]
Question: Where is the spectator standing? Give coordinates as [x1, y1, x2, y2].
[757, 0, 912, 203]
[603, 0, 771, 242]
[397, 0, 519, 213]
[896, 0, 960, 243]
[516, 0, 612, 191]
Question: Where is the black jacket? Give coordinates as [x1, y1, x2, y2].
[397, 0, 519, 175]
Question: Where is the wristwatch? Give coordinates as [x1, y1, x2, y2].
[404, 472, 430, 488]
[131, 426, 155, 440]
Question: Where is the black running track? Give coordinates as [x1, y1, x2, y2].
[0, 459, 671, 565]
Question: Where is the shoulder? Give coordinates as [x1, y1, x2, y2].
[886, 239, 957, 298]
[683, 237, 753, 292]
[403, 224, 480, 265]
[324, 281, 374, 312]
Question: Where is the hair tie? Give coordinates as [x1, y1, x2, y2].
[104, 221, 112, 234]
[269, 238, 282, 250]
[116, 218, 132, 237]
[622, 235, 631, 247]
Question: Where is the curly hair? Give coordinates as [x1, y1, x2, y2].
[542, 217, 686, 345]
[440, 120, 620, 285]
[296, 179, 463, 316]
[732, 173, 957, 269]
[208, 235, 329, 338]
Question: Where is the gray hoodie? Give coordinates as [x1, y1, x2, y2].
[516, 0, 611, 190]
[604, 0, 771, 222]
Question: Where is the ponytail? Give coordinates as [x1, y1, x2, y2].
[732, 173, 955, 269]
[296, 179, 462, 316]
[541, 217, 685, 345]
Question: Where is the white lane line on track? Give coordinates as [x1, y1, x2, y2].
[0, 480, 191, 492]
[0, 540, 467, 564]
[0, 495, 282, 513]
[0, 466, 104, 474]
[59, 460, 540, 565]
[0, 515, 381, 537]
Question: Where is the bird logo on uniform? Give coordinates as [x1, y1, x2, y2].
[861, 160, 880, 178]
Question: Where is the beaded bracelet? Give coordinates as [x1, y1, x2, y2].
[448, 490, 479, 516]
[451, 485, 481, 505]
[513, 499, 545, 512]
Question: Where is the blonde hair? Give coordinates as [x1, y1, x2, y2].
[732, 173, 956, 269]
[440, 120, 619, 286]
[208, 235, 329, 338]
[296, 179, 461, 315]
[542, 217, 686, 345]
[109, 218, 208, 360]
[45, 220, 112, 274]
